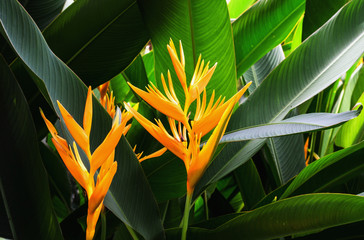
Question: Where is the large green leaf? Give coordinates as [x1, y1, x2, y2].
[243, 45, 285, 92]
[20, 0, 66, 30]
[14, 0, 150, 87]
[220, 109, 361, 142]
[0, 1, 164, 239]
[233, 160, 266, 210]
[280, 141, 364, 199]
[302, 0, 350, 40]
[336, 79, 364, 148]
[195, 0, 364, 197]
[137, 0, 237, 108]
[228, 0, 256, 19]
[0, 56, 62, 239]
[243, 45, 305, 185]
[211, 193, 364, 239]
[166, 194, 364, 239]
[233, 0, 305, 77]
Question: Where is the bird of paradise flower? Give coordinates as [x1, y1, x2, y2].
[125, 39, 251, 240]
[41, 87, 133, 240]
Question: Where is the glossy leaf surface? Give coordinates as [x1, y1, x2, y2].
[0, 1, 164, 239]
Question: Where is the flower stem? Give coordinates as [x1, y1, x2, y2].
[181, 192, 192, 240]
[101, 211, 106, 240]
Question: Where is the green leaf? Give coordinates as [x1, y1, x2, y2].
[211, 193, 364, 239]
[142, 153, 187, 203]
[221, 109, 361, 142]
[243, 45, 305, 185]
[242, 45, 285, 92]
[228, 0, 256, 19]
[233, 160, 266, 210]
[351, 63, 364, 105]
[138, 0, 237, 108]
[233, 0, 305, 77]
[0, 55, 62, 239]
[21, 0, 66, 30]
[38, 0, 149, 86]
[0, 1, 164, 239]
[303, 0, 350, 40]
[281, 141, 364, 199]
[195, 0, 364, 196]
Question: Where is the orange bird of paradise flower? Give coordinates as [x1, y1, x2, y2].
[125, 39, 251, 196]
[41, 87, 133, 240]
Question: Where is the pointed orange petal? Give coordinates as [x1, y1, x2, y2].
[52, 139, 88, 190]
[188, 63, 217, 104]
[139, 147, 167, 162]
[167, 42, 186, 90]
[89, 162, 117, 213]
[83, 87, 93, 137]
[124, 103, 187, 161]
[128, 82, 187, 125]
[193, 82, 251, 136]
[40, 108, 69, 150]
[91, 114, 123, 175]
[57, 101, 89, 155]
[187, 100, 235, 193]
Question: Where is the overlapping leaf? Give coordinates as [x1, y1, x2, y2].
[0, 56, 62, 239]
[195, 0, 364, 197]
[0, 1, 164, 239]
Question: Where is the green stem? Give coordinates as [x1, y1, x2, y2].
[101, 211, 106, 240]
[126, 224, 139, 240]
[203, 191, 209, 220]
[181, 193, 192, 240]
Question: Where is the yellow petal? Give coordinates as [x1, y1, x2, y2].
[89, 162, 117, 213]
[187, 100, 236, 193]
[128, 82, 187, 125]
[57, 100, 90, 155]
[193, 82, 251, 136]
[83, 86, 93, 137]
[124, 103, 187, 161]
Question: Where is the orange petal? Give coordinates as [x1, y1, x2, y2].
[83, 87, 93, 137]
[52, 139, 88, 190]
[91, 115, 123, 175]
[128, 82, 187, 125]
[188, 63, 217, 105]
[187, 100, 235, 193]
[167, 40, 186, 90]
[40, 108, 68, 150]
[86, 203, 103, 240]
[193, 82, 251, 136]
[89, 162, 117, 213]
[124, 103, 187, 161]
[139, 147, 167, 162]
[57, 101, 90, 155]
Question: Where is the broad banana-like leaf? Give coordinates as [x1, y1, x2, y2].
[0, 1, 164, 239]
[233, 0, 305, 77]
[195, 0, 364, 198]
[220, 109, 361, 142]
[281, 141, 364, 198]
[137, 0, 237, 108]
[0, 56, 63, 239]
